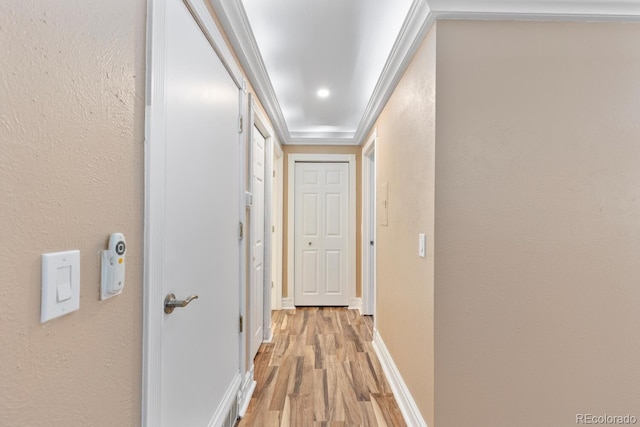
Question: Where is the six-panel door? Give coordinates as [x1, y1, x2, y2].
[294, 162, 349, 306]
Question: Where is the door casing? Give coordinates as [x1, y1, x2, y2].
[362, 129, 377, 318]
[286, 153, 357, 308]
[271, 144, 284, 310]
[248, 96, 275, 345]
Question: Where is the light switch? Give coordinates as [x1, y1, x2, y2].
[41, 250, 80, 323]
[56, 266, 72, 302]
[418, 233, 426, 258]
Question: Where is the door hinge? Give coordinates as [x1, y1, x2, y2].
[239, 315, 244, 332]
[239, 222, 244, 240]
[239, 115, 244, 133]
[273, 170, 276, 178]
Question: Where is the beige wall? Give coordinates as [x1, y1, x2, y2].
[0, 1, 146, 426]
[371, 27, 436, 425]
[282, 145, 362, 299]
[435, 20, 640, 426]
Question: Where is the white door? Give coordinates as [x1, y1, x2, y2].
[161, 0, 240, 424]
[250, 126, 265, 360]
[294, 162, 349, 306]
[270, 149, 282, 310]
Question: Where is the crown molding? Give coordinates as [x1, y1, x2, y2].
[428, 0, 640, 19]
[287, 137, 360, 146]
[209, 0, 291, 144]
[211, 0, 640, 146]
[354, 0, 434, 146]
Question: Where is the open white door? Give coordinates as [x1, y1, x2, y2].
[144, 1, 244, 425]
[250, 125, 265, 361]
[294, 162, 350, 306]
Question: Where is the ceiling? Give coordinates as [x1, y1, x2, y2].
[211, 0, 640, 146]
[241, 0, 413, 142]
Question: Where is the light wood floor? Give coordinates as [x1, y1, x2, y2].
[238, 307, 406, 427]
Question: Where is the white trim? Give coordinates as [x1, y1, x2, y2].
[248, 95, 275, 352]
[212, 0, 290, 145]
[143, 1, 244, 425]
[271, 144, 284, 311]
[287, 153, 357, 307]
[142, 1, 167, 424]
[361, 129, 377, 317]
[207, 371, 242, 427]
[287, 137, 360, 146]
[205, 0, 640, 146]
[429, 0, 640, 19]
[281, 297, 295, 310]
[354, 0, 434, 146]
[183, 0, 243, 88]
[237, 366, 257, 419]
[238, 84, 249, 381]
[348, 298, 363, 314]
[372, 331, 428, 427]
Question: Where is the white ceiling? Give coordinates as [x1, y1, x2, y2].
[211, 0, 640, 145]
[241, 0, 413, 141]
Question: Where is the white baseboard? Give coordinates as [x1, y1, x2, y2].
[263, 327, 274, 343]
[237, 366, 256, 418]
[372, 331, 428, 427]
[207, 371, 242, 427]
[281, 297, 294, 309]
[349, 297, 363, 314]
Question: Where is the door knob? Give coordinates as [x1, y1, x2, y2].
[164, 293, 199, 314]
[308, 242, 312, 246]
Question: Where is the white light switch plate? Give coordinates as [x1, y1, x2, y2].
[41, 250, 80, 323]
[419, 233, 426, 258]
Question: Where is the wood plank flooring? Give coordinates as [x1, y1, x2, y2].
[238, 308, 406, 427]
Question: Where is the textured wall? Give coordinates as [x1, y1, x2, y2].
[372, 27, 436, 425]
[282, 145, 362, 299]
[435, 20, 640, 426]
[0, 1, 146, 425]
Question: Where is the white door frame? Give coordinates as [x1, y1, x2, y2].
[286, 153, 357, 308]
[362, 130, 377, 317]
[249, 96, 275, 343]
[271, 143, 284, 310]
[143, 1, 246, 425]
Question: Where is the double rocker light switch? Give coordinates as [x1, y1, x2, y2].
[41, 250, 80, 323]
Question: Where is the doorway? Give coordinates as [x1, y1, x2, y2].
[294, 162, 349, 306]
[287, 154, 356, 307]
[271, 144, 284, 310]
[249, 123, 265, 361]
[362, 130, 377, 318]
[247, 96, 276, 359]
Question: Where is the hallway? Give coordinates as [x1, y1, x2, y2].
[239, 308, 406, 426]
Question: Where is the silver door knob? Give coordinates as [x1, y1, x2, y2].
[164, 293, 199, 314]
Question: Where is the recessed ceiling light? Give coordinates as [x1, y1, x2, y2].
[317, 88, 330, 98]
